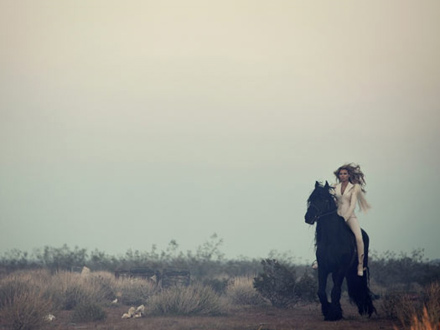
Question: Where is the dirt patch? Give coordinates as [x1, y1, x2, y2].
[40, 299, 398, 330]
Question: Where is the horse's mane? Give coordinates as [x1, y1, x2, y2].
[308, 182, 347, 247]
[307, 182, 337, 207]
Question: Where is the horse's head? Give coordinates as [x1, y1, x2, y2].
[305, 181, 337, 225]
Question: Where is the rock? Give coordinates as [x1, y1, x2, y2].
[122, 306, 145, 319]
[127, 306, 136, 317]
[81, 266, 91, 276]
[135, 304, 145, 315]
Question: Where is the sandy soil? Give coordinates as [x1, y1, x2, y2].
[40, 299, 399, 330]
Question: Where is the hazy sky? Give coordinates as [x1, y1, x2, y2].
[1, 0, 439, 263]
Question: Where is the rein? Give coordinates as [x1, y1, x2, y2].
[316, 208, 337, 220]
[309, 202, 338, 222]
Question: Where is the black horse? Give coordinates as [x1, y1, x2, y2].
[305, 181, 376, 321]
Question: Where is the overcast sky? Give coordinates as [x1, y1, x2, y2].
[1, 0, 439, 263]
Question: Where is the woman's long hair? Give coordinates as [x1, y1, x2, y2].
[334, 163, 367, 192]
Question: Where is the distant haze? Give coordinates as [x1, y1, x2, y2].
[1, 0, 439, 262]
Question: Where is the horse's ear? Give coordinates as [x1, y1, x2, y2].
[324, 181, 329, 188]
[315, 181, 320, 188]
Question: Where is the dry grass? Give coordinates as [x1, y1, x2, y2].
[0, 271, 53, 330]
[47, 271, 116, 310]
[411, 307, 440, 330]
[382, 291, 417, 326]
[394, 307, 440, 330]
[225, 276, 268, 306]
[4, 269, 432, 330]
[71, 302, 107, 323]
[424, 282, 440, 326]
[113, 276, 158, 306]
[0, 270, 156, 328]
[147, 283, 225, 316]
[391, 282, 440, 330]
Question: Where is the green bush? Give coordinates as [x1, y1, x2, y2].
[293, 271, 318, 304]
[370, 250, 440, 289]
[253, 259, 297, 308]
[253, 259, 318, 308]
[147, 284, 224, 315]
[71, 302, 107, 323]
[201, 277, 229, 294]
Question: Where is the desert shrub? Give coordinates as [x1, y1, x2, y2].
[253, 260, 318, 307]
[382, 291, 419, 326]
[225, 276, 267, 306]
[406, 306, 440, 330]
[422, 282, 440, 326]
[383, 282, 440, 329]
[0, 276, 52, 330]
[33, 245, 88, 273]
[63, 284, 92, 310]
[221, 259, 263, 278]
[201, 277, 229, 294]
[86, 271, 117, 301]
[371, 250, 440, 290]
[293, 271, 318, 304]
[114, 277, 158, 306]
[47, 271, 113, 310]
[147, 283, 224, 315]
[49, 274, 90, 310]
[0, 276, 31, 308]
[71, 302, 107, 323]
[253, 259, 297, 308]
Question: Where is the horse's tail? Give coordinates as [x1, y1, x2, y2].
[346, 232, 376, 317]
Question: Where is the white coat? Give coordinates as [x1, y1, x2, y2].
[333, 182, 371, 221]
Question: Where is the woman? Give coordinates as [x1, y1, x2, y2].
[333, 163, 371, 276]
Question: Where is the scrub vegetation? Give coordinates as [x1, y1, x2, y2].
[0, 236, 439, 330]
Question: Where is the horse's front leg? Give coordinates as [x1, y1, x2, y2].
[326, 272, 345, 321]
[317, 269, 330, 319]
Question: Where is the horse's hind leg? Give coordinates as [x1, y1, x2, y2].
[326, 272, 344, 321]
[317, 270, 330, 319]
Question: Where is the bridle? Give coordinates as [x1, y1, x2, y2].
[308, 199, 338, 223]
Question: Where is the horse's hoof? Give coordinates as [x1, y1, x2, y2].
[324, 305, 343, 321]
[324, 315, 343, 321]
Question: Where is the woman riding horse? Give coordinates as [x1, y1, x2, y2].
[305, 180, 375, 320]
[333, 163, 371, 276]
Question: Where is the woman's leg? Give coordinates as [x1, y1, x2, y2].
[346, 216, 365, 276]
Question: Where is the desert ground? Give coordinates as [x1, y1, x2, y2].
[38, 300, 397, 330]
